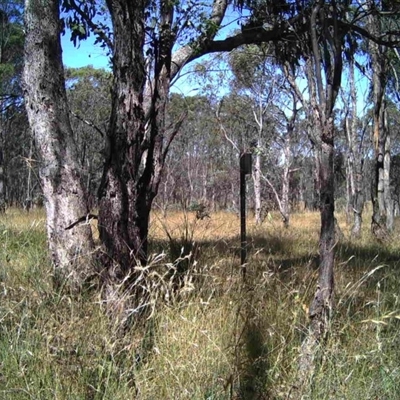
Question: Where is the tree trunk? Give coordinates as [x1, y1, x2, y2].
[280, 108, 297, 228]
[383, 112, 393, 231]
[369, 4, 391, 239]
[253, 150, 262, 224]
[345, 56, 365, 238]
[345, 121, 355, 225]
[352, 164, 364, 238]
[281, 158, 290, 228]
[297, 2, 342, 384]
[23, 0, 95, 290]
[0, 103, 5, 212]
[299, 172, 305, 209]
[299, 123, 335, 382]
[372, 99, 391, 239]
[312, 143, 320, 211]
[99, 0, 173, 289]
[98, 0, 148, 278]
[96, 0, 231, 298]
[24, 139, 34, 211]
[0, 147, 5, 212]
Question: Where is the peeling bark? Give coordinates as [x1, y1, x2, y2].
[23, 0, 95, 290]
[369, 3, 393, 237]
[345, 56, 365, 239]
[253, 147, 262, 224]
[99, 0, 148, 275]
[98, 0, 233, 282]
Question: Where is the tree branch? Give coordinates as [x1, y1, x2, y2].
[70, 110, 105, 137]
[216, 100, 240, 153]
[171, 9, 400, 84]
[162, 111, 187, 163]
[311, 1, 325, 111]
[260, 171, 284, 216]
[170, 0, 229, 80]
[64, 0, 113, 51]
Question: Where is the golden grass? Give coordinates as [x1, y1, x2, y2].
[0, 207, 46, 231]
[150, 210, 321, 241]
[1, 208, 400, 399]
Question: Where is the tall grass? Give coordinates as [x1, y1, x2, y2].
[1, 208, 400, 398]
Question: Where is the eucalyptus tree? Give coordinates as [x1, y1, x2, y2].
[228, 44, 307, 226]
[0, 0, 23, 103]
[250, 0, 398, 381]
[195, 45, 285, 219]
[161, 93, 222, 210]
[390, 105, 400, 212]
[228, 44, 282, 224]
[268, 90, 302, 227]
[368, 0, 400, 237]
[384, 101, 400, 213]
[23, 0, 304, 291]
[24, 0, 400, 310]
[215, 90, 272, 215]
[283, 4, 345, 375]
[173, 95, 234, 211]
[23, 0, 96, 290]
[368, 0, 394, 236]
[340, 46, 370, 238]
[337, 35, 370, 238]
[269, 0, 400, 382]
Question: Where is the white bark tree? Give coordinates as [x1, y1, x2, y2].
[368, 0, 394, 237]
[341, 52, 367, 238]
[23, 0, 95, 290]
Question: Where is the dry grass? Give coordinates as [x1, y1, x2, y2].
[1, 207, 400, 399]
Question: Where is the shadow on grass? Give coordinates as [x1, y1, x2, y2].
[151, 229, 400, 268]
[149, 229, 400, 317]
[150, 233, 315, 266]
[238, 315, 271, 400]
[336, 239, 400, 265]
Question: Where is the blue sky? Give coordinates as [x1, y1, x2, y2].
[62, 32, 212, 97]
[62, 33, 110, 69]
[60, 13, 370, 111]
[61, 33, 198, 94]
[60, 6, 244, 96]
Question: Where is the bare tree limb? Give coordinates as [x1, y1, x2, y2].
[70, 110, 106, 138]
[216, 100, 240, 153]
[260, 171, 285, 218]
[162, 111, 187, 163]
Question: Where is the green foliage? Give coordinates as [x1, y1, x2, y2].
[61, 0, 112, 50]
[229, 44, 271, 90]
[65, 65, 112, 88]
[0, 1, 30, 208]
[0, 0, 24, 103]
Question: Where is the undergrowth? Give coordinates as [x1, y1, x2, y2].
[0, 208, 400, 399]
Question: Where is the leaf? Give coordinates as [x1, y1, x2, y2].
[78, 25, 86, 36]
[361, 319, 388, 325]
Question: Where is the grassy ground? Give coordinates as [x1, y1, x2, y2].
[1, 208, 400, 399]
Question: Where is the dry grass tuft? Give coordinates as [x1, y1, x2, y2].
[1, 208, 400, 399]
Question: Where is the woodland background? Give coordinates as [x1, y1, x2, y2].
[2, 0, 400, 398]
